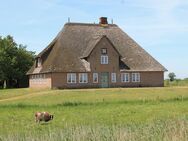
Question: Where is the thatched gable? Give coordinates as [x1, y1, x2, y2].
[27, 22, 167, 75]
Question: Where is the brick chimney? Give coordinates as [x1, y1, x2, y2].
[99, 17, 108, 25]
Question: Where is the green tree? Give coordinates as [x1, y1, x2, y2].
[168, 72, 176, 82]
[0, 35, 35, 88]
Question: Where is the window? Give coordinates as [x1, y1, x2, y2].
[132, 73, 140, 82]
[101, 48, 107, 54]
[111, 73, 116, 83]
[31, 75, 34, 79]
[31, 74, 46, 82]
[67, 73, 76, 83]
[36, 58, 42, 67]
[93, 73, 98, 83]
[79, 73, 88, 83]
[101, 55, 108, 64]
[121, 73, 129, 82]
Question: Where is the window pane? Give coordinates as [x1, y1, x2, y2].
[67, 74, 71, 83]
[72, 74, 76, 83]
[84, 74, 88, 83]
[132, 73, 135, 82]
[93, 73, 98, 83]
[136, 73, 140, 82]
[126, 73, 129, 82]
[111, 73, 116, 83]
[79, 74, 83, 83]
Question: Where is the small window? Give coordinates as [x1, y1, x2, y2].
[101, 55, 108, 64]
[101, 48, 107, 54]
[132, 73, 140, 82]
[93, 73, 98, 83]
[67, 73, 76, 83]
[31, 75, 34, 79]
[111, 73, 116, 83]
[36, 58, 42, 67]
[79, 73, 88, 83]
[121, 73, 129, 82]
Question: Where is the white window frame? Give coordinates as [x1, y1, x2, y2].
[121, 73, 130, 82]
[93, 73, 98, 83]
[79, 73, 88, 83]
[111, 73, 116, 83]
[101, 55, 108, 64]
[132, 73, 140, 82]
[67, 73, 76, 83]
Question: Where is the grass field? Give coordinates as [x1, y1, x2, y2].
[0, 87, 188, 141]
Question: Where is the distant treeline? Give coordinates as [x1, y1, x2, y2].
[0, 35, 35, 88]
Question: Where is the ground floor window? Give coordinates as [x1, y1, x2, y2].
[30, 74, 46, 81]
[31, 74, 46, 79]
[111, 73, 116, 83]
[79, 73, 88, 83]
[67, 73, 76, 83]
[132, 73, 140, 82]
[93, 73, 98, 83]
[121, 73, 129, 82]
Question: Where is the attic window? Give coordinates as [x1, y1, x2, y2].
[101, 48, 107, 54]
[36, 58, 42, 68]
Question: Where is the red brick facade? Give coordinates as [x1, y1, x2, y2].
[29, 37, 164, 89]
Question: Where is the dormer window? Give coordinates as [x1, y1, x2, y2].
[101, 48, 107, 54]
[36, 58, 42, 68]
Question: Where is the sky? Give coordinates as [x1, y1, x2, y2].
[0, 0, 188, 79]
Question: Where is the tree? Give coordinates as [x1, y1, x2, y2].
[14, 45, 35, 87]
[0, 35, 35, 88]
[168, 72, 176, 81]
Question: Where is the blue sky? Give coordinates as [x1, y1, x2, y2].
[0, 0, 188, 78]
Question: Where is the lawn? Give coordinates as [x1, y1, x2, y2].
[0, 87, 188, 141]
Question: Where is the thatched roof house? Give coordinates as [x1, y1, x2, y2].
[27, 17, 167, 89]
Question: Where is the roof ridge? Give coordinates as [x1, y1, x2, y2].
[65, 22, 118, 27]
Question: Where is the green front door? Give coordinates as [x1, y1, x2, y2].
[101, 72, 109, 88]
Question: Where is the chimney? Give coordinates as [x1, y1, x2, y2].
[99, 17, 108, 25]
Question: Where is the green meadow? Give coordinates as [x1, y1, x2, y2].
[0, 87, 188, 141]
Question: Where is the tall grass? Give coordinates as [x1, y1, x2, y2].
[165, 79, 188, 87]
[1, 87, 188, 141]
[1, 119, 188, 141]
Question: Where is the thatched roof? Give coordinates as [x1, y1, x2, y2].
[27, 22, 167, 74]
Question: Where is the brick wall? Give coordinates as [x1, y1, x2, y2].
[29, 73, 52, 88]
[50, 71, 164, 89]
